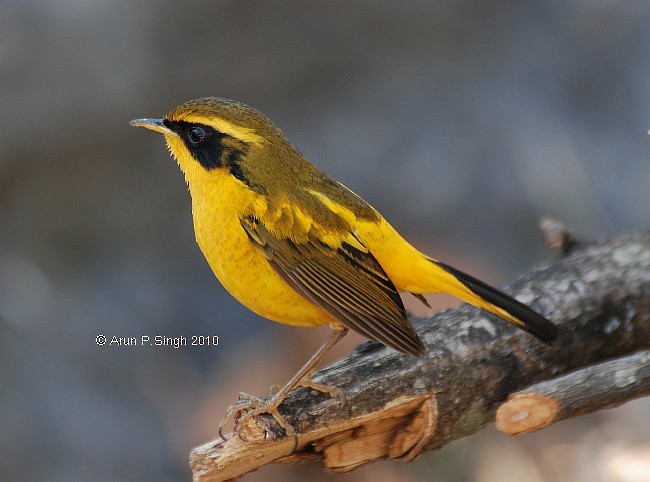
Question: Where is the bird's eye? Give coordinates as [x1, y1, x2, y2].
[188, 126, 205, 144]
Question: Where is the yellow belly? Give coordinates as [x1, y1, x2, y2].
[190, 174, 334, 328]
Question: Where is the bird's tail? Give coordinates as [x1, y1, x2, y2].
[356, 217, 557, 343]
[422, 258, 557, 344]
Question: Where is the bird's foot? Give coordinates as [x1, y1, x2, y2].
[218, 391, 293, 445]
[218, 375, 345, 449]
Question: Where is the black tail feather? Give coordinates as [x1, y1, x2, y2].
[434, 261, 558, 344]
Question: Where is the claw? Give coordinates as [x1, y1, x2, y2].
[299, 375, 346, 406]
[219, 392, 267, 441]
[288, 432, 298, 455]
[237, 403, 292, 442]
[218, 424, 228, 442]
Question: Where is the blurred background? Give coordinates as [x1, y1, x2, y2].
[1, 1, 649, 481]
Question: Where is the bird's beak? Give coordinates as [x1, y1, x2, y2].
[129, 118, 180, 138]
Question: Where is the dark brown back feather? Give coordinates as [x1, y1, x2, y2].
[240, 215, 426, 357]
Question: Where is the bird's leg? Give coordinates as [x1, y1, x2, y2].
[219, 327, 348, 443]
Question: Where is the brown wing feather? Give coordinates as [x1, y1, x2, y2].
[240, 215, 426, 357]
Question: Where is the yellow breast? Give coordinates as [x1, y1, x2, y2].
[185, 166, 334, 328]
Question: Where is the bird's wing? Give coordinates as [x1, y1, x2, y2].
[239, 212, 426, 357]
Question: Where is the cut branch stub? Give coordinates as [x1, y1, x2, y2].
[497, 350, 650, 435]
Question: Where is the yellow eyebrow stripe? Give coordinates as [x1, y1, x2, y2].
[183, 114, 265, 145]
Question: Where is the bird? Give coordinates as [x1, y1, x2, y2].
[130, 97, 557, 441]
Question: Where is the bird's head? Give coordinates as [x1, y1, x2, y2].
[130, 97, 304, 192]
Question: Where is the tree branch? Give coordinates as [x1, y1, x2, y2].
[496, 349, 650, 435]
[190, 233, 650, 481]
